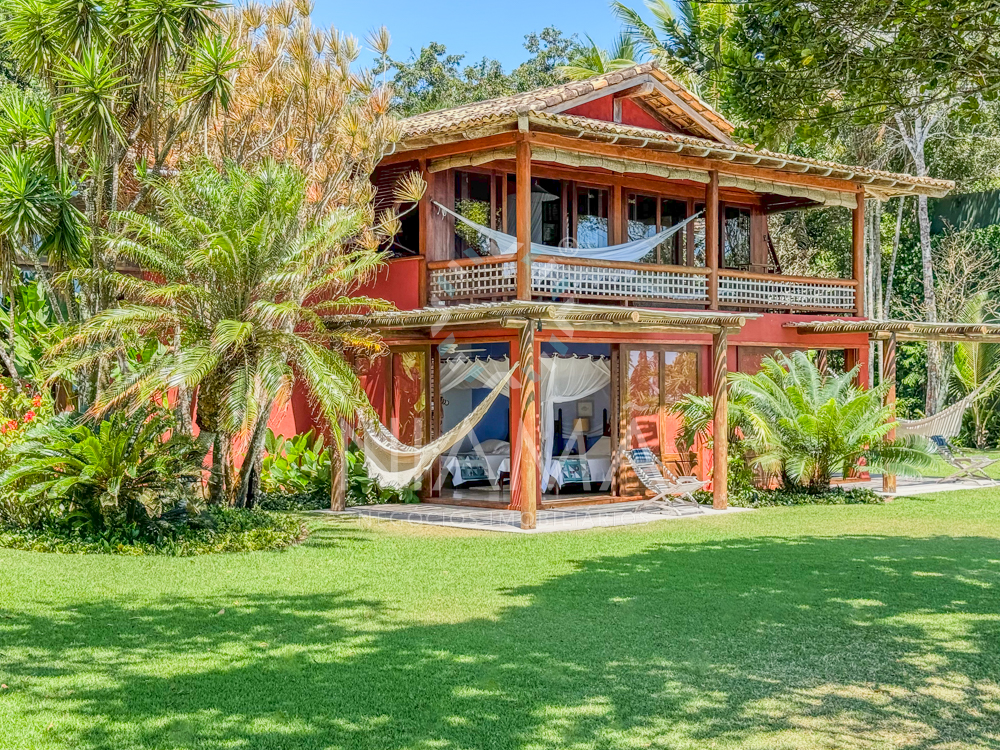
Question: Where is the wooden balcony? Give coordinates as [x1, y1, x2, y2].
[426, 256, 857, 313]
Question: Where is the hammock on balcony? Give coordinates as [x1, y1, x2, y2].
[897, 367, 1000, 438]
[357, 367, 516, 489]
[432, 200, 703, 263]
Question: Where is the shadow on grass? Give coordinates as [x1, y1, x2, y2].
[3, 533, 1000, 749]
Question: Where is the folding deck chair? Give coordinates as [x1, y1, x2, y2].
[625, 448, 706, 515]
[930, 436, 1000, 483]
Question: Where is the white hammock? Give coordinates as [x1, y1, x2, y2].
[358, 367, 515, 489]
[432, 200, 703, 263]
[897, 368, 1000, 438]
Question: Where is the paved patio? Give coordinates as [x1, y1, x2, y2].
[331, 500, 749, 534]
[865, 474, 1000, 497]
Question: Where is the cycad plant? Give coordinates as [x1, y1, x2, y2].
[0, 408, 206, 534]
[52, 160, 397, 507]
[674, 352, 933, 492]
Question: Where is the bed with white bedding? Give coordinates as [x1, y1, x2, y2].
[441, 440, 510, 487]
[545, 436, 613, 491]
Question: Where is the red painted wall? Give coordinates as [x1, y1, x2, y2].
[563, 97, 668, 131]
[355, 256, 424, 311]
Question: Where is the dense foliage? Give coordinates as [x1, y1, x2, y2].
[675, 352, 934, 491]
[0, 505, 303, 555]
[0, 408, 206, 533]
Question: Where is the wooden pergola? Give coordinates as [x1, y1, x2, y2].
[786, 320, 1000, 492]
[336, 302, 757, 528]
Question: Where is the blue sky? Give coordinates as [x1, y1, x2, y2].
[310, 0, 634, 70]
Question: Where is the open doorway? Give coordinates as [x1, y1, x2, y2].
[540, 343, 613, 497]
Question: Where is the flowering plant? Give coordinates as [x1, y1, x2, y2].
[0, 381, 51, 455]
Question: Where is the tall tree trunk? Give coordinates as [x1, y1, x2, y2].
[207, 432, 230, 504]
[895, 109, 945, 415]
[235, 404, 273, 508]
[883, 196, 906, 318]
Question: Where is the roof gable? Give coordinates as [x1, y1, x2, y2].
[400, 62, 737, 145]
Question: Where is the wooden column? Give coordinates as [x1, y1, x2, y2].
[706, 171, 720, 309]
[853, 189, 866, 318]
[610, 182, 623, 244]
[513, 320, 539, 529]
[417, 161, 431, 307]
[712, 327, 728, 509]
[515, 136, 532, 301]
[882, 333, 898, 493]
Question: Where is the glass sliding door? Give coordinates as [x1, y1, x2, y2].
[620, 345, 700, 495]
[390, 347, 430, 447]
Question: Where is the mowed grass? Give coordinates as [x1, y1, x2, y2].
[2, 491, 1000, 750]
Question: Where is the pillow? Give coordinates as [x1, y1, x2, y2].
[478, 439, 510, 455]
[587, 436, 612, 457]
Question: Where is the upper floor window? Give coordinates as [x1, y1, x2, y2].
[576, 187, 608, 249]
[627, 195, 695, 265]
[723, 205, 752, 270]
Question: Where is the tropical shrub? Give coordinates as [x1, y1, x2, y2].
[0, 408, 207, 535]
[675, 352, 934, 492]
[0, 506, 304, 556]
[262, 429, 332, 496]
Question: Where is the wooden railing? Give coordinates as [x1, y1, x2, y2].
[532, 256, 710, 304]
[427, 256, 857, 313]
[717, 270, 857, 313]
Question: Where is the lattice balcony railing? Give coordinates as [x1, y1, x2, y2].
[429, 259, 516, 303]
[718, 272, 856, 312]
[531, 261, 709, 303]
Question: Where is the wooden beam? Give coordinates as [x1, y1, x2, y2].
[648, 80, 736, 144]
[882, 332, 897, 493]
[516, 135, 532, 300]
[380, 132, 518, 166]
[853, 190, 866, 317]
[527, 132, 862, 195]
[610, 183, 623, 244]
[514, 322, 539, 529]
[706, 171, 720, 309]
[712, 327, 728, 509]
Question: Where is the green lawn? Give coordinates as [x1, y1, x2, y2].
[2, 491, 1000, 750]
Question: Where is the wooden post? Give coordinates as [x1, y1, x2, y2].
[610, 182, 623, 245]
[882, 332, 897, 493]
[417, 161, 431, 307]
[853, 189, 866, 318]
[515, 135, 532, 301]
[706, 171, 720, 309]
[712, 327, 728, 509]
[514, 320, 539, 529]
[330, 425, 347, 511]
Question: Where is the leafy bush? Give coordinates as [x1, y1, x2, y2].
[674, 352, 934, 492]
[0, 506, 304, 555]
[261, 429, 331, 495]
[0, 407, 207, 535]
[695, 485, 883, 508]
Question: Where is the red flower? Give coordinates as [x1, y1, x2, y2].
[4, 419, 17, 432]
[22, 411, 35, 423]
[31, 395, 41, 408]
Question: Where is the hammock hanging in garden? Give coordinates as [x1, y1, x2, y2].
[897, 367, 1000, 438]
[357, 367, 516, 489]
[432, 200, 703, 263]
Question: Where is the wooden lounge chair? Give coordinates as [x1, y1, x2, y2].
[930, 436, 1000, 483]
[625, 448, 706, 515]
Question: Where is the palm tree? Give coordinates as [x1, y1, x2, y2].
[559, 34, 640, 81]
[613, 0, 735, 106]
[952, 293, 1000, 448]
[51, 160, 402, 507]
[674, 352, 933, 492]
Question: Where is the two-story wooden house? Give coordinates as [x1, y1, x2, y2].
[343, 63, 953, 528]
